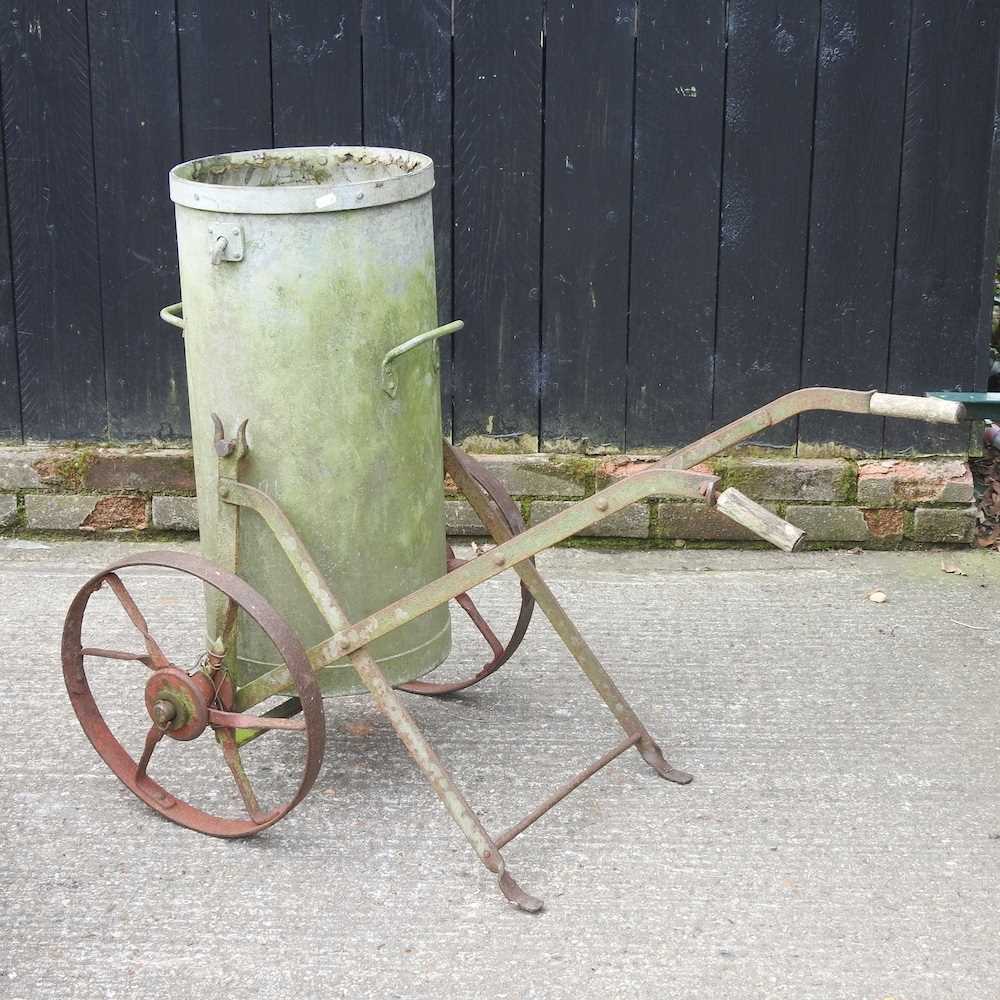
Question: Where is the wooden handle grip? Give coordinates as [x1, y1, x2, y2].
[715, 488, 806, 553]
[869, 392, 966, 424]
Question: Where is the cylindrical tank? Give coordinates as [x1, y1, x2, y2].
[169, 146, 451, 696]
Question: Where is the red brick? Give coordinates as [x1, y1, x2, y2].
[857, 459, 973, 507]
[80, 496, 149, 531]
[861, 508, 906, 540]
[596, 457, 713, 495]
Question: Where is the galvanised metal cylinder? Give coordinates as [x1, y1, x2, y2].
[169, 146, 451, 696]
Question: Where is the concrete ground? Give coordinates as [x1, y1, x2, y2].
[1, 539, 999, 999]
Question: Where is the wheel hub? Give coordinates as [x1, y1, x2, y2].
[144, 667, 214, 741]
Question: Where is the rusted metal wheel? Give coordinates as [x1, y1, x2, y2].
[61, 551, 325, 838]
[398, 446, 535, 696]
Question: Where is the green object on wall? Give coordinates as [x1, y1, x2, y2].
[927, 391, 1000, 421]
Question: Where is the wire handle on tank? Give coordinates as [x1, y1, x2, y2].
[380, 320, 465, 397]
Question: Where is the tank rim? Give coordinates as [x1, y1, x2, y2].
[169, 145, 435, 214]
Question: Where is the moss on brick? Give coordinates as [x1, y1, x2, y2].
[33, 448, 98, 491]
[908, 506, 976, 544]
[541, 436, 621, 456]
[530, 499, 650, 538]
[841, 463, 859, 503]
[796, 441, 868, 460]
[0, 494, 21, 531]
[713, 457, 854, 502]
[458, 434, 537, 454]
[547, 454, 598, 493]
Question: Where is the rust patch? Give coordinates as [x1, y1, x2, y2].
[862, 508, 905, 538]
[80, 496, 148, 531]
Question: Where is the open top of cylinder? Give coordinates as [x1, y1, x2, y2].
[170, 145, 435, 214]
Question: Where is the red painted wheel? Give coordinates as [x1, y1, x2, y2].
[399, 446, 535, 696]
[61, 551, 325, 838]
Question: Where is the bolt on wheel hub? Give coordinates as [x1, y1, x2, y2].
[150, 699, 176, 728]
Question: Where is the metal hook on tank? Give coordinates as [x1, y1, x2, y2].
[211, 234, 229, 266]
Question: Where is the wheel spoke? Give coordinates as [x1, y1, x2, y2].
[454, 591, 505, 661]
[103, 574, 170, 669]
[220, 597, 239, 643]
[217, 728, 269, 824]
[209, 709, 306, 733]
[80, 646, 155, 668]
[135, 725, 165, 782]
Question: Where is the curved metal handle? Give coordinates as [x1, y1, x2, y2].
[381, 320, 464, 397]
[159, 302, 185, 331]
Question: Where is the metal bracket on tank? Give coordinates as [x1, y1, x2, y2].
[208, 224, 244, 264]
[212, 413, 249, 463]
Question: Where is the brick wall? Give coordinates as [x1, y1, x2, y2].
[0, 446, 977, 546]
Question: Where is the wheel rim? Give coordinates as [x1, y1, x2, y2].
[399, 445, 535, 696]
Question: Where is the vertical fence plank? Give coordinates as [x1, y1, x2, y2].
[627, 0, 726, 449]
[713, 2, 820, 446]
[177, 1, 272, 158]
[799, 1, 911, 453]
[541, 0, 635, 449]
[452, 0, 543, 445]
[886, 1, 1000, 453]
[270, 2, 362, 147]
[89, 1, 187, 440]
[977, 64, 1000, 399]
[0, 97, 19, 441]
[362, 0, 453, 434]
[0, 1, 105, 439]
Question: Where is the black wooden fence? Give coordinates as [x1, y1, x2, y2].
[1, 2, 998, 453]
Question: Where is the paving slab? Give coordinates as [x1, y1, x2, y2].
[2, 541, 999, 999]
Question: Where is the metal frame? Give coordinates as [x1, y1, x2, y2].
[205, 386, 965, 910]
[213, 421, 718, 910]
[63, 386, 966, 910]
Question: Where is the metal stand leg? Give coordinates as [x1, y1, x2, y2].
[348, 647, 544, 912]
[513, 563, 691, 784]
[446, 444, 692, 785]
[222, 447, 696, 909]
[216, 460, 543, 911]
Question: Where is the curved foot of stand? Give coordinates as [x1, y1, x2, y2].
[498, 870, 545, 913]
[639, 742, 693, 785]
